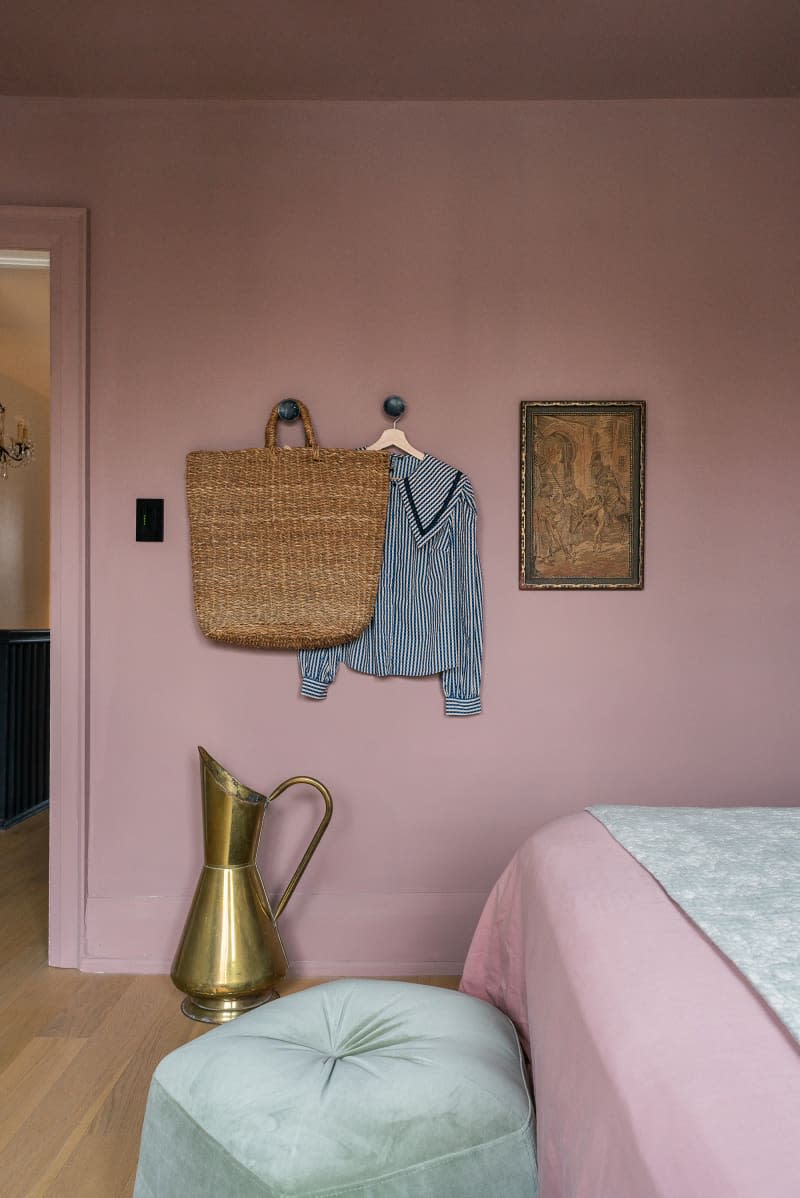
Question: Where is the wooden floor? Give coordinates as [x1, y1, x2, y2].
[0, 812, 458, 1196]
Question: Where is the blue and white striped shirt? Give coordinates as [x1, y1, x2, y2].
[299, 453, 484, 715]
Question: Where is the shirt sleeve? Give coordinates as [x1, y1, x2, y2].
[441, 481, 484, 716]
[298, 642, 347, 700]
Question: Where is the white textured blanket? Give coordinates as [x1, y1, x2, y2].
[588, 805, 800, 1043]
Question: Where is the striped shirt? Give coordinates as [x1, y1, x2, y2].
[299, 453, 484, 715]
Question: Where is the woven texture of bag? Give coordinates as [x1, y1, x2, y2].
[186, 402, 391, 649]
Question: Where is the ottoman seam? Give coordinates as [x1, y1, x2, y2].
[149, 1078, 281, 1198]
[151, 1080, 533, 1198]
[447, 1020, 533, 1128]
[304, 1114, 536, 1198]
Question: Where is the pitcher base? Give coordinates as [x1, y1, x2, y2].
[180, 991, 280, 1024]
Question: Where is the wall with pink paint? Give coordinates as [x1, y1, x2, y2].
[2, 99, 799, 973]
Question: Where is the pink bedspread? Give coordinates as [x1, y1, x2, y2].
[460, 812, 800, 1198]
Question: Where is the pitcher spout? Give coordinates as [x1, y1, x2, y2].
[198, 745, 268, 868]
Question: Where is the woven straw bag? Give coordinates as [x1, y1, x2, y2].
[186, 402, 390, 649]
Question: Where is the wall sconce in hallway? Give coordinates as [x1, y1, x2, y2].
[0, 401, 34, 479]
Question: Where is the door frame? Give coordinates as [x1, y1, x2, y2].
[0, 206, 88, 967]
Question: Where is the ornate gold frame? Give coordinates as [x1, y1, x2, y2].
[520, 400, 645, 589]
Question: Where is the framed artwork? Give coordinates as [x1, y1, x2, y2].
[520, 400, 645, 589]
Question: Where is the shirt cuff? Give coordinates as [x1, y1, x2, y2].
[300, 678, 330, 700]
[444, 696, 481, 716]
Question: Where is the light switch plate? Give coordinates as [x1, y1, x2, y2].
[136, 498, 164, 542]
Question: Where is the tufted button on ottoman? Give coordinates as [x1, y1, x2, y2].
[134, 978, 537, 1197]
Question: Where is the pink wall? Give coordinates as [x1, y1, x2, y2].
[3, 99, 799, 973]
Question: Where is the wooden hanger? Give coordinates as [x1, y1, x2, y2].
[365, 396, 425, 460]
[365, 424, 425, 460]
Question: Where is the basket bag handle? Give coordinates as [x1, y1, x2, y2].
[265, 400, 319, 456]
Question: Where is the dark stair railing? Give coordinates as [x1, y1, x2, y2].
[0, 629, 50, 828]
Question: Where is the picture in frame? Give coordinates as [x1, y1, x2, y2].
[520, 400, 645, 589]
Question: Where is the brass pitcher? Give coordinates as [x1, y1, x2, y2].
[171, 746, 333, 1023]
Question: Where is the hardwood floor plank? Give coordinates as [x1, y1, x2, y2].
[90, 988, 206, 1139]
[44, 1131, 139, 1198]
[0, 963, 93, 1026]
[0, 1007, 69, 1075]
[77, 993, 206, 1189]
[0, 1039, 131, 1197]
[18, 977, 209, 1190]
[0, 945, 49, 1010]
[0, 1036, 85, 1153]
[36, 972, 133, 1039]
[412, 975, 460, 989]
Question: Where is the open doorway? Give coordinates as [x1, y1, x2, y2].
[0, 249, 51, 837]
[0, 207, 87, 970]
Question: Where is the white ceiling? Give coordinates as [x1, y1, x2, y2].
[1, 1, 799, 100]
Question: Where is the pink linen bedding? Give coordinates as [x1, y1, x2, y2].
[460, 812, 800, 1198]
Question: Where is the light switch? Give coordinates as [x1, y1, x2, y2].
[136, 498, 164, 542]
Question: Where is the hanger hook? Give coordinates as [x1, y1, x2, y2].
[383, 395, 405, 424]
[277, 398, 301, 422]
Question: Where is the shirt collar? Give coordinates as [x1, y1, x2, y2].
[392, 454, 464, 540]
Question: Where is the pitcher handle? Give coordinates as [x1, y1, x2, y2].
[268, 776, 333, 921]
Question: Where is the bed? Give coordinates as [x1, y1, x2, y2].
[460, 807, 800, 1198]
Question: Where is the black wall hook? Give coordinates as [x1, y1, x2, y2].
[383, 395, 406, 420]
[277, 398, 301, 422]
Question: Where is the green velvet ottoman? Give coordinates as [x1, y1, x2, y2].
[134, 978, 537, 1198]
